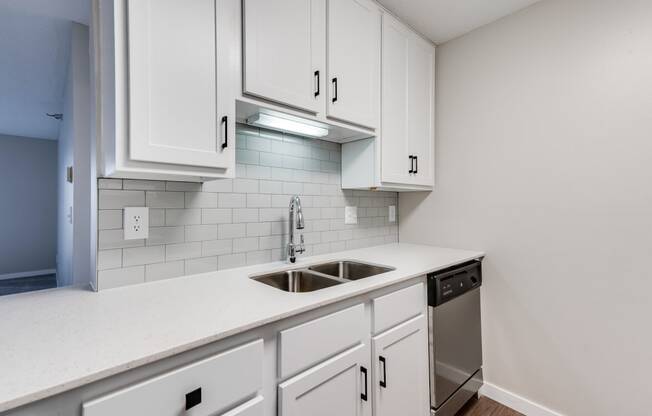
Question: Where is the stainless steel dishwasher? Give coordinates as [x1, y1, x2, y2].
[428, 260, 483, 416]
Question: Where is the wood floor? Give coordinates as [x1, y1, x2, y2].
[457, 396, 524, 416]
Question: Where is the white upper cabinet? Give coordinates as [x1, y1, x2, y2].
[243, 0, 326, 114]
[342, 13, 435, 191]
[327, 0, 381, 129]
[98, 0, 238, 181]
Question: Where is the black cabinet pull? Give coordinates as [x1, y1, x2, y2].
[314, 71, 320, 97]
[360, 366, 368, 401]
[221, 116, 228, 149]
[379, 356, 387, 388]
[185, 387, 202, 410]
[332, 77, 338, 103]
[414, 156, 418, 174]
[408, 155, 414, 174]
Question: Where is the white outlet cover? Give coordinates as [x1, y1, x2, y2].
[389, 205, 396, 223]
[124, 207, 149, 240]
[345, 206, 358, 225]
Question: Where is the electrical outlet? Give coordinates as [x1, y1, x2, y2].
[388, 205, 396, 223]
[345, 206, 358, 225]
[124, 207, 149, 240]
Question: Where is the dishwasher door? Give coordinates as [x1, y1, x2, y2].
[429, 287, 482, 409]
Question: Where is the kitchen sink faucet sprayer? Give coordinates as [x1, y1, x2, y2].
[287, 195, 305, 263]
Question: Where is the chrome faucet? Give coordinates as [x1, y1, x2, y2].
[287, 195, 305, 263]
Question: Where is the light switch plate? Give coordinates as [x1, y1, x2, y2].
[388, 205, 396, 223]
[124, 207, 149, 240]
[345, 206, 358, 225]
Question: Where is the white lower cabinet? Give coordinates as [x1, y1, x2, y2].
[278, 343, 372, 416]
[372, 315, 430, 416]
[82, 340, 264, 416]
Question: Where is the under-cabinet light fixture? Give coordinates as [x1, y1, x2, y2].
[246, 112, 329, 138]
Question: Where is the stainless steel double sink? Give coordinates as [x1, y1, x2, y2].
[251, 261, 395, 293]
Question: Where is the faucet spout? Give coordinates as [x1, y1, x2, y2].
[287, 195, 305, 263]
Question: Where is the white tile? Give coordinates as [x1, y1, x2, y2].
[247, 222, 271, 237]
[313, 243, 331, 255]
[150, 209, 165, 226]
[218, 223, 246, 239]
[218, 253, 246, 270]
[233, 178, 259, 193]
[259, 235, 284, 249]
[99, 190, 145, 209]
[271, 195, 289, 208]
[123, 245, 165, 266]
[202, 208, 232, 224]
[311, 147, 330, 161]
[282, 155, 304, 169]
[124, 180, 165, 191]
[321, 207, 337, 219]
[185, 224, 218, 242]
[247, 194, 271, 208]
[321, 160, 339, 172]
[202, 179, 233, 193]
[292, 169, 311, 183]
[236, 149, 259, 164]
[185, 256, 218, 275]
[98, 229, 144, 249]
[98, 210, 122, 230]
[246, 250, 272, 265]
[218, 193, 246, 208]
[246, 136, 271, 152]
[259, 152, 283, 168]
[313, 219, 331, 232]
[98, 178, 122, 189]
[283, 182, 303, 195]
[145, 261, 185, 282]
[166, 181, 201, 191]
[303, 158, 321, 171]
[166, 209, 201, 225]
[259, 208, 285, 222]
[321, 230, 339, 243]
[259, 180, 284, 194]
[320, 184, 339, 196]
[338, 229, 353, 240]
[246, 165, 272, 179]
[233, 208, 259, 223]
[97, 266, 144, 290]
[185, 192, 218, 208]
[310, 171, 330, 184]
[97, 249, 122, 270]
[331, 241, 347, 252]
[271, 167, 294, 181]
[270, 221, 287, 235]
[166, 242, 202, 261]
[303, 231, 321, 244]
[146, 191, 184, 208]
[147, 227, 184, 245]
[202, 239, 232, 256]
[303, 183, 321, 195]
[233, 237, 258, 253]
[330, 150, 341, 162]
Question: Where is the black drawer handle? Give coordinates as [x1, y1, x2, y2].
[314, 70, 320, 97]
[360, 366, 368, 401]
[332, 77, 338, 103]
[379, 356, 387, 388]
[414, 156, 418, 174]
[221, 116, 228, 149]
[409, 155, 414, 174]
[185, 387, 202, 410]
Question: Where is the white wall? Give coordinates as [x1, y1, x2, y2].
[57, 22, 91, 287]
[0, 135, 58, 277]
[399, 1, 652, 415]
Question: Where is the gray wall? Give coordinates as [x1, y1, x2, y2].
[0, 135, 58, 276]
[97, 125, 398, 290]
[400, 1, 652, 415]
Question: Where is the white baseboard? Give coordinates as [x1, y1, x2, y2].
[480, 382, 565, 416]
[0, 269, 56, 281]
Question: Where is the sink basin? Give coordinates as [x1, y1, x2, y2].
[308, 261, 394, 281]
[252, 270, 342, 293]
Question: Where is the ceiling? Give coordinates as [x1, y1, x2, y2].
[377, 0, 543, 44]
[0, 0, 90, 141]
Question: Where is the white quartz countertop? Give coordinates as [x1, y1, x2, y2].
[0, 243, 484, 413]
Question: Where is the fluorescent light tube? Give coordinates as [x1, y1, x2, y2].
[246, 113, 329, 138]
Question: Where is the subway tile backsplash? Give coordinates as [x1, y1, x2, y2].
[96, 124, 398, 290]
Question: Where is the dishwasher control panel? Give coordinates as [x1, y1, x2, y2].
[428, 260, 482, 306]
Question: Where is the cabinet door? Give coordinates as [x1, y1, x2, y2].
[127, 0, 235, 169]
[279, 343, 372, 416]
[380, 13, 411, 184]
[407, 35, 435, 187]
[372, 315, 430, 416]
[327, 0, 380, 129]
[243, 0, 325, 113]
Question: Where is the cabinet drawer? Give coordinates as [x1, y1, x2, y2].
[83, 339, 263, 416]
[279, 304, 365, 378]
[222, 395, 264, 416]
[372, 283, 425, 334]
